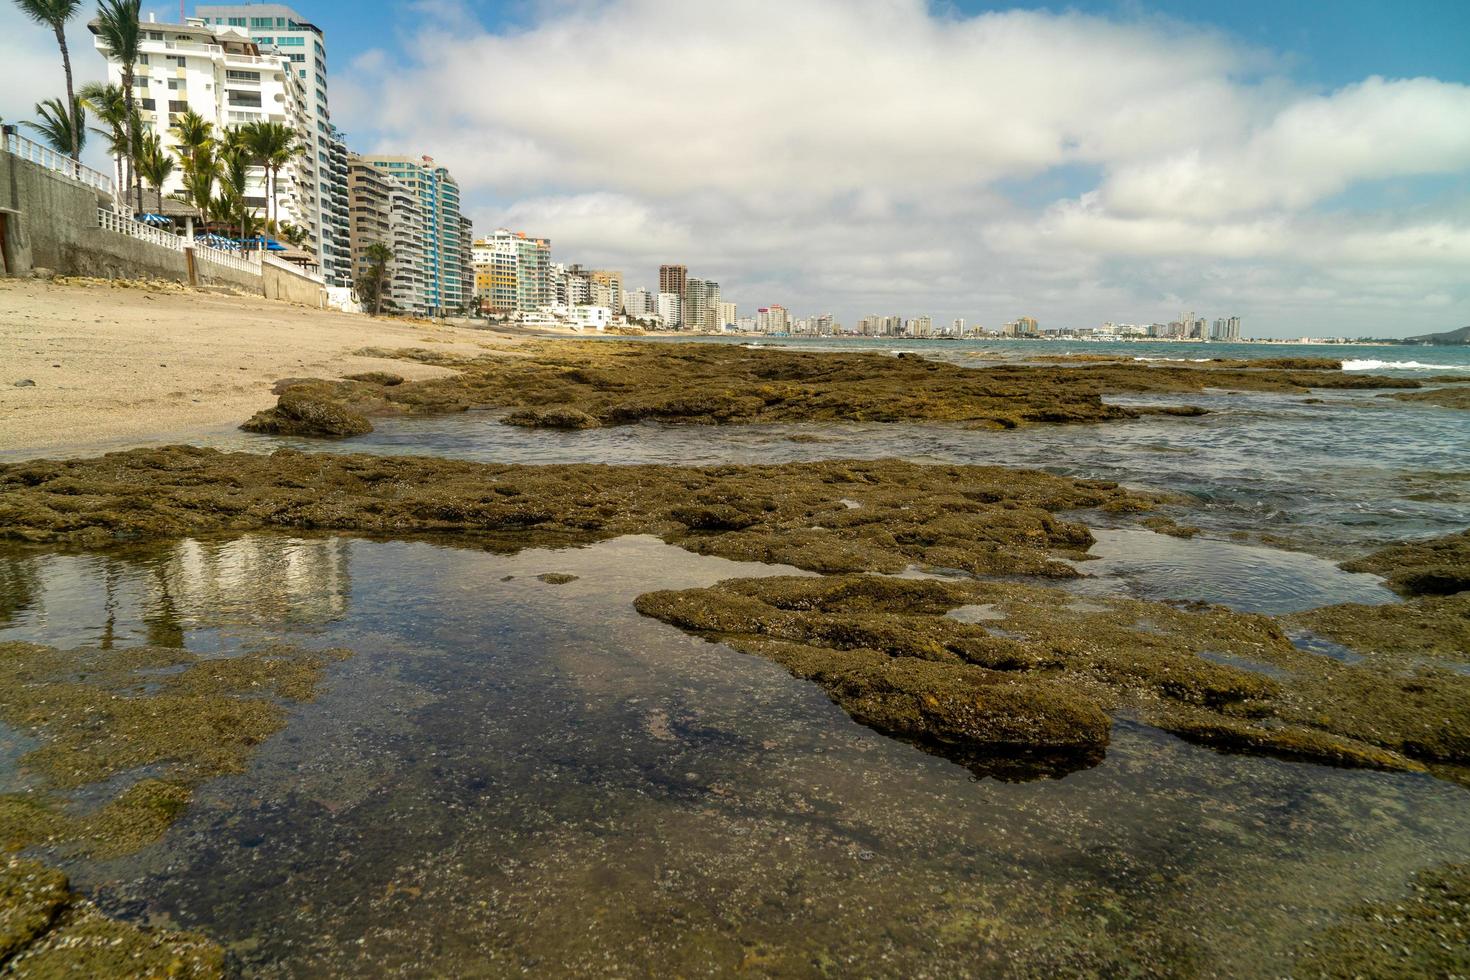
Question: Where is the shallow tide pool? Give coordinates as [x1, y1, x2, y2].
[2, 531, 1466, 976]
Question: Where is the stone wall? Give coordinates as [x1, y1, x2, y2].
[0, 140, 112, 275]
[262, 255, 327, 308]
[2, 145, 325, 309]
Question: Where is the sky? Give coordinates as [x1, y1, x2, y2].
[4, 0, 1469, 338]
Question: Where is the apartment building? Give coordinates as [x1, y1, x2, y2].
[345, 153, 425, 315]
[196, 4, 350, 286]
[472, 229, 551, 314]
[364, 155, 469, 315]
[91, 15, 318, 243]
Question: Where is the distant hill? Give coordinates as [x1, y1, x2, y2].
[1400, 325, 1470, 346]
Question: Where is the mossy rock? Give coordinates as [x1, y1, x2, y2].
[241, 391, 373, 438]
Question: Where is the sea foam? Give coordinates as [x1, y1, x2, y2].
[1341, 359, 1463, 372]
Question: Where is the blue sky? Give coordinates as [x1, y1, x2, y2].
[5, 0, 1468, 336]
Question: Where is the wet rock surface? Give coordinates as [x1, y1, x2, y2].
[235, 342, 1425, 435]
[0, 641, 350, 856]
[239, 391, 375, 438]
[1341, 529, 1470, 596]
[1294, 862, 1470, 978]
[634, 575, 1467, 781]
[0, 641, 346, 975]
[0, 857, 223, 977]
[0, 447, 1158, 578]
[1392, 386, 1470, 410]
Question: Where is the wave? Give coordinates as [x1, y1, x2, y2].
[1341, 359, 1465, 372]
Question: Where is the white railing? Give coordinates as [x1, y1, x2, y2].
[96, 207, 185, 250]
[5, 130, 115, 196]
[195, 244, 262, 275]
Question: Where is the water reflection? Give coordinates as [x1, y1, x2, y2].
[0, 535, 350, 650]
[0, 532, 1466, 976]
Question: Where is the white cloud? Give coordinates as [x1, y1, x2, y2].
[1100, 76, 1470, 218]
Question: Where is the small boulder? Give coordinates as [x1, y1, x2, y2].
[503, 407, 603, 430]
[240, 392, 373, 438]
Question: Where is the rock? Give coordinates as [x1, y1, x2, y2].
[536, 573, 579, 585]
[240, 392, 374, 438]
[503, 407, 603, 430]
[12, 380, 35, 388]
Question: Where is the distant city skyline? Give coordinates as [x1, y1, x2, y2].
[5, 1, 1467, 336]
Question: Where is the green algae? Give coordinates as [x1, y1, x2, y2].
[0, 448, 1159, 581]
[536, 573, 579, 585]
[1293, 862, 1470, 978]
[1391, 386, 1470, 410]
[0, 640, 350, 972]
[1340, 529, 1470, 597]
[634, 575, 1468, 780]
[0, 857, 223, 978]
[239, 390, 373, 438]
[234, 341, 1423, 436]
[1141, 515, 1201, 538]
[0, 641, 349, 858]
[1292, 593, 1470, 663]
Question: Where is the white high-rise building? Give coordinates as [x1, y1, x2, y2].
[717, 301, 737, 329]
[91, 16, 318, 247]
[196, 5, 350, 286]
[657, 291, 682, 328]
[624, 287, 654, 318]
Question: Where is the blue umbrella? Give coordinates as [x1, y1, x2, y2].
[138, 213, 169, 226]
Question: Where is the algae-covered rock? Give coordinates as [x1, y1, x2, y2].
[504, 407, 603, 430]
[634, 575, 1456, 780]
[0, 857, 224, 977]
[1293, 863, 1470, 978]
[1340, 529, 1470, 597]
[241, 390, 374, 438]
[0, 641, 349, 857]
[1392, 386, 1470, 410]
[0, 449, 1160, 581]
[1291, 593, 1470, 662]
[342, 371, 405, 386]
[232, 341, 1420, 434]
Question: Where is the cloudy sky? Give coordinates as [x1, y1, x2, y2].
[6, 0, 1468, 337]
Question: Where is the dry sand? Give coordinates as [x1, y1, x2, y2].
[0, 278, 526, 458]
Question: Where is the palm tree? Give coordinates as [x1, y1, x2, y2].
[363, 242, 393, 315]
[137, 131, 176, 214]
[12, 0, 84, 162]
[217, 134, 253, 243]
[79, 81, 130, 196]
[94, 0, 142, 211]
[182, 142, 217, 227]
[23, 96, 86, 158]
[242, 120, 298, 225]
[168, 109, 213, 176]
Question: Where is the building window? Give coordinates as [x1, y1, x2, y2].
[140, 98, 156, 110]
[168, 100, 188, 113]
[227, 90, 262, 107]
[228, 17, 245, 26]
[225, 70, 260, 81]
[250, 16, 273, 27]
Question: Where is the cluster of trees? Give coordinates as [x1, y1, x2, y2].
[14, 0, 306, 247]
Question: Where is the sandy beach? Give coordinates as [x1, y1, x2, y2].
[0, 278, 519, 456]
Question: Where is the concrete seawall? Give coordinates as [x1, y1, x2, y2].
[2, 141, 325, 308]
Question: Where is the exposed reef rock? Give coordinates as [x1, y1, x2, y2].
[235, 342, 1425, 436]
[0, 448, 1159, 579]
[1340, 529, 1470, 597]
[635, 575, 1467, 781]
[1392, 386, 1470, 410]
[0, 857, 224, 977]
[240, 390, 374, 438]
[1292, 593, 1470, 664]
[1293, 862, 1470, 978]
